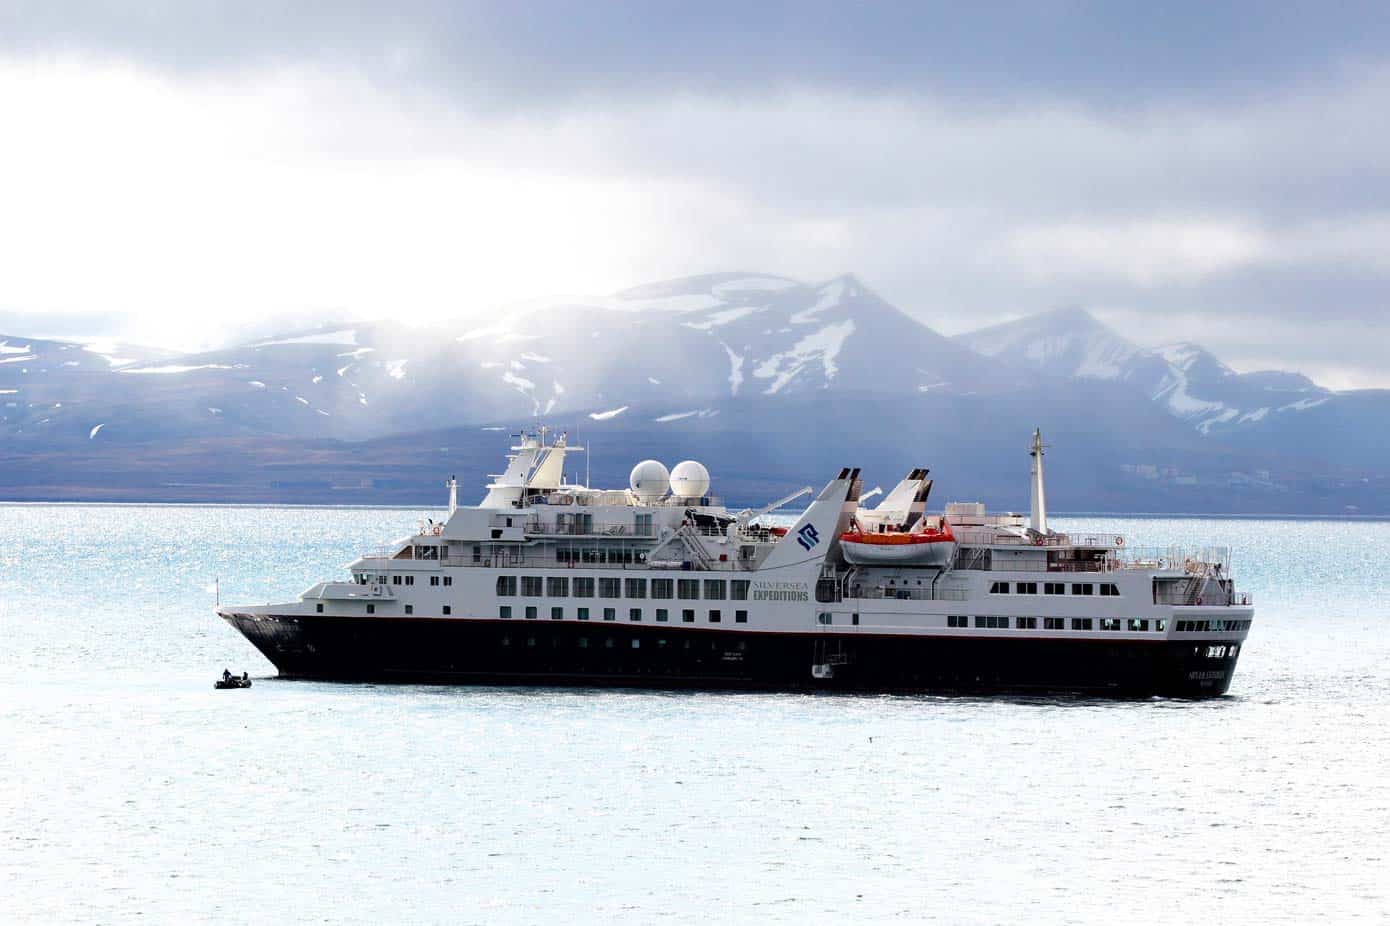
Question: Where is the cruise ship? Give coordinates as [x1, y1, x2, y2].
[218, 428, 1254, 697]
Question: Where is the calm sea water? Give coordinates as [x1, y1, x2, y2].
[2, 504, 1388, 924]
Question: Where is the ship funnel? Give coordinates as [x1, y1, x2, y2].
[1029, 429, 1047, 535]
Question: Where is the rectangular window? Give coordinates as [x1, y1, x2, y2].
[677, 579, 700, 600]
[731, 580, 750, 601]
[391, 575, 402, 586]
[1071, 617, 1092, 630]
[525, 605, 538, 619]
[366, 603, 375, 614]
[1156, 619, 1167, 632]
[1100, 583, 1120, 597]
[404, 604, 414, 615]
[1128, 619, 1149, 631]
[1099, 618, 1121, 631]
[736, 610, 748, 624]
[599, 577, 621, 598]
[577, 607, 589, 621]
[704, 579, 726, 600]
[1016, 582, 1038, 595]
[499, 605, 512, 619]
[573, 577, 594, 598]
[1045, 582, 1065, 595]
[651, 579, 674, 599]
[682, 609, 695, 623]
[947, 615, 968, 628]
[656, 608, 669, 622]
[405, 575, 414, 586]
[709, 609, 722, 623]
[625, 578, 647, 599]
[1016, 617, 1037, 629]
[315, 603, 324, 613]
[429, 576, 440, 587]
[547, 577, 569, 597]
[552, 606, 564, 620]
[1043, 617, 1064, 630]
[496, 575, 517, 597]
[974, 615, 1008, 628]
[1072, 583, 1094, 596]
[521, 576, 543, 597]
[443, 576, 452, 587]
[990, 581, 1009, 594]
[630, 607, 642, 622]
[818, 612, 832, 625]
[443, 605, 452, 615]
[603, 607, 616, 621]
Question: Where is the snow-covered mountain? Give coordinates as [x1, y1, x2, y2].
[956, 307, 1335, 436]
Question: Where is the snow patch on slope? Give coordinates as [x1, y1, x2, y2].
[790, 280, 844, 324]
[752, 320, 855, 394]
[681, 306, 762, 331]
[256, 329, 357, 348]
[721, 343, 744, 396]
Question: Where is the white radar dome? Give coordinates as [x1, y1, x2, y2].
[628, 460, 670, 501]
[669, 460, 711, 499]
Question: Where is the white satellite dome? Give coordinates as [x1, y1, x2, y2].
[669, 460, 710, 499]
[628, 460, 670, 501]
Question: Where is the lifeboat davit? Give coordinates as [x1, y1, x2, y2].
[839, 523, 956, 566]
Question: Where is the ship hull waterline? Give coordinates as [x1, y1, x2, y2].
[223, 613, 1240, 699]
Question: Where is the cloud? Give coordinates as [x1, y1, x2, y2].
[0, 4, 1388, 387]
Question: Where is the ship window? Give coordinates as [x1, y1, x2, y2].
[473, 545, 481, 563]
[625, 578, 647, 599]
[316, 603, 324, 613]
[656, 608, 669, 622]
[429, 576, 439, 587]
[496, 576, 517, 597]
[578, 607, 589, 621]
[709, 609, 722, 623]
[443, 605, 451, 615]
[677, 579, 700, 600]
[731, 580, 750, 601]
[405, 576, 414, 586]
[392, 575, 402, 586]
[578, 637, 589, 648]
[377, 575, 388, 584]
[1016, 582, 1037, 595]
[990, 581, 1009, 594]
[444, 576, 452, 586]
[1044, 617, 1064, 630]
[521, 576, 543, 597]
[1017, 617, 1037, 629]
[405, 605, 413, 615]
[603, 607, 616, 621]
[366, 604, 375, 615]
[817, 612, 832, 625]
[547, 577, 569, 597]
[947, 615, 968, 628]
[737, 610, 749, 624]
[975, 615, 1008, 628]
[652, 579, 674, 599]
[682, 609, 695, 623]
[605, 637, 614, 648]
[1128, 619, 1149, 631]
[525, 606, 538, 619]
[499, 605, 512, 619]
[1156, 619, 1166, 632]
[630, 608, 642, 622]
[1099, 618, 1120, 631]
[1071, 618, 1092, 630]
[704, 580, 726, 600]
[1072, 583, 1094, 596]
[574, 577, 595, 598]
[1045, 582, 1065, 595]
[552, 606, 563, 620]
[599, 577, 621, 598]
[632, 639, 641, 649]
[1100, 583, 1120, 596]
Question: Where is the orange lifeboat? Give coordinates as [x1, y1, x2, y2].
[839, 522, 956, 566]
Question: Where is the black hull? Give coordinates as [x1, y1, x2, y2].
[223, 614, 1241, 698]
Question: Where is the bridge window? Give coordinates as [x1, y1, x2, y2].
[731, 580, 750, 601]
[652, 579, 674, 599]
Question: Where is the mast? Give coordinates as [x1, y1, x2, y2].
[446, 474, 458, 517]
[1029, 428, 1047, 535]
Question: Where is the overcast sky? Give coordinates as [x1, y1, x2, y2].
[1, 1, 1387, 388]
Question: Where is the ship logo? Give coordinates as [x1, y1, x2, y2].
[796, 524, 821, 550]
